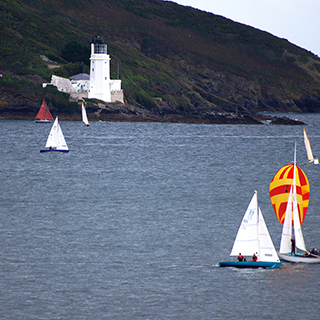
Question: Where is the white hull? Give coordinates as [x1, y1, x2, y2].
[278, 252, 320, 264]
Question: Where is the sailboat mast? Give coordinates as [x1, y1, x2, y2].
[293, 140, 307, 252]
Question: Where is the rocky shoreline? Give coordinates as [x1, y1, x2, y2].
[0, 98, 306, 125]
[0, 110, 305, 125]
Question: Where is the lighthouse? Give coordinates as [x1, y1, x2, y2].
[43, 37, 123, 103]
[88, 37, 123, 103]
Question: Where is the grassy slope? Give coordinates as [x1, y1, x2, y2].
[1, 0, 320, 118]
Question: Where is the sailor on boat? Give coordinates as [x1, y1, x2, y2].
[304, 248, 319, 257]
[252, 253, 258, 261]
[291, 238, 296, 255]
[237, 253, 244, 261]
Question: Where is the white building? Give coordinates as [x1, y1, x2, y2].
[43, 37, 123, 103]
[70, 73, 90, 93]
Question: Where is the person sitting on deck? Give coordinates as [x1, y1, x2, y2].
[237, 253, 244, 261]
[252, 253, 258, 261]
[311, 248, 319, 255]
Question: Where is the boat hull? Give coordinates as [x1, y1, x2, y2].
[219, 261, 282, 269]
[40, 149, 69, 153]
[35, 120, 52, 123]
[278, 252, 320, 263]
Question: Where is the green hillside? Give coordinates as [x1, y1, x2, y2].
[1, 0, 320, 123]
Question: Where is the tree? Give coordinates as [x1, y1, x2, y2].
[61, 41, 90, 65]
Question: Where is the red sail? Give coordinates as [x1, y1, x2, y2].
[35, 100, 53, 120]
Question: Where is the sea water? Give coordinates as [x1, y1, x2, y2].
[1, 114, 320, 319]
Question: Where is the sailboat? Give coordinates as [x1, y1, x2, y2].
[82, 103, 90, 126]
[303, 128, 319, 164]
[219, 191, 282, 269]
[35, 100, 53, 123]
[40, 117, 69, 153]
[278, 142, 320, 263]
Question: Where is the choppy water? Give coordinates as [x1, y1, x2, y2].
[1, 114, 320, 319]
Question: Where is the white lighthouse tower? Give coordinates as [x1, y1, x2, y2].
[88, 37, 123, 103]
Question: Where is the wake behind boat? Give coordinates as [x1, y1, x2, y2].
[40, 117, 69, 153]
[277, 142, 320, 263]
[303, 128, 318, 164]
[35, 100, 53, 123]
[219, 191, 282, 269]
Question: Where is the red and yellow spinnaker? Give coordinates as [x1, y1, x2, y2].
[269, 164, 309, 225]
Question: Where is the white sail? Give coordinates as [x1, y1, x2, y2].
[258, 208, 280, 262]
[230, 191, 259, 257]
[292, 159, 306, 252]
[45, 117, 68, 151]
[45, 117, 59, 148]
[304, 128, 318, 164]
[280, 141, 307, 254]
[82, 103, 90, 126]
[230, 191, 280, 262]
[57, 123, 69, 150]
[279, 184, 293, 253]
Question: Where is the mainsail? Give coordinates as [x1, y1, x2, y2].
[230, 191, 280, 262]
[303, 128, 319, 164]
[230, 192, 259, 257]
[82, 103, 90, 126]
[45, 117, 68, 151]
[36, 100, 53, 121]
[279, 142, 307, 254]
[292, 153, 306, 252]
[279, 185, 293, 253]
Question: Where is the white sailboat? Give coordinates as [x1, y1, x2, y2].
[82, 103, 90, 126]
[278, 142, 320, 263]
[40, 117, 69, 153]
[303, 128, 318, 164]
[219, 191, 282, 269]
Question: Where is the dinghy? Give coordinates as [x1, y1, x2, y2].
[303, 128, 318, 164]
[277, 142, 320, 263]
[40, 117, 69, 153]
[35, 100, 53, 123]
[219, 191, 282, 269]
[82, 103, 90, 126]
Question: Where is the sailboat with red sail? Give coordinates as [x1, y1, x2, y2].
[35, 100, 53, 123]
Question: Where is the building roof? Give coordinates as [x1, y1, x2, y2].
[70, 73, 90, 81]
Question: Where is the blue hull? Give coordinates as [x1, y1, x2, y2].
[40, 149, 69, 153]
[219, 261, 282, 269]
[35, 120, 52, 123]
